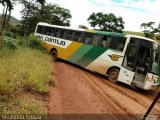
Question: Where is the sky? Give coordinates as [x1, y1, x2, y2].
[0, 0, 160, 32]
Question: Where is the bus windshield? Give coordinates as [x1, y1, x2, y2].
[151, 43, 160, 75]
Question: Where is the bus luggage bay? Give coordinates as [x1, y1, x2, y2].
[35, 22, 160, 90]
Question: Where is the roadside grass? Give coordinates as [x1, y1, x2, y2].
[0, 47, 52, 114]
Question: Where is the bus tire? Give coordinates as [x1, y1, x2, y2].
[108, 68, 120, 83]
[50, 50, 58, 61]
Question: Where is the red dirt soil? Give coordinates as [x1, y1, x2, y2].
[49, 61, 160, 120]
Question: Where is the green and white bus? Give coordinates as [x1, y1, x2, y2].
[35, 22, 160, 90]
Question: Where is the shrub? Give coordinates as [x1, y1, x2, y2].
[4, 31, 16, 38]
[3, 36, 19, 49]
[15, 34, 45, 51]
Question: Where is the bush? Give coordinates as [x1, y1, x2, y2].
[28, 34, 44, 50]
[4, 31, 17, 38]
[3, 36, 19, 49]
[15, 34, 45, 51]
[2, 33, 44, 51]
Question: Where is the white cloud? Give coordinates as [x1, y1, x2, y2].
[0, 0, 160, 32]
[47, 0, 160, 31]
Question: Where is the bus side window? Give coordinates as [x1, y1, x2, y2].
[51, 27, 56, 37]
[83, 32, 93, 44]
[72, 31, 83, 42]
[100, 35, 111, 48]
[42, 27, 46, 35]
[59, 29, 67, 39]
[63, 30, 67, 39]
[66, 30, 74, 40]
[109, 36, 126, 51]
[37, 25, 42, 34]
[116, 37, 126, 51]
[55, 28, 60, 37]
[46, 27, 51, 35]
[92, 34, 102, 46]
[123, 45, 138, 70]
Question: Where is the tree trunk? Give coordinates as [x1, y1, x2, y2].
[0, 5, 8, 49]
[6, 10, 12, 28]
[21, 3, 31, 36]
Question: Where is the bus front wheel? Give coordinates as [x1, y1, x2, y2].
[108, 68, 120, 83]
[50, 50, 58, 61]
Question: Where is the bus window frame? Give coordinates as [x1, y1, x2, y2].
[122, 43, 140, 72]
[100, 35, 126, 51]
[72, 31, 84, 42]
[82, 32, 93, 45]
[66, 30, 74, 41]
[37, 25, 43, 34]
[91, 34, 103, 46]
[50, 27, 56, 37]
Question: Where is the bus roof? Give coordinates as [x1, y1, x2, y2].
[125, 34, 159, 44]
[37, 22, 84, 32]
[37, 22, 124, 37]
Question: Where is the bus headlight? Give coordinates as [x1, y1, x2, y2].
[153, 75, 159, 84]
[146, 73, 159, 84]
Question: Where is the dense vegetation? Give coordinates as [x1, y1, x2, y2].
[0, 35, 52, 114]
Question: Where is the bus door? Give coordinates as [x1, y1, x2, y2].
[131, 46, 151, 88]
[118, 44, 139, 85]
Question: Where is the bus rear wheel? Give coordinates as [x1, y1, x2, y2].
[50, 50, 58, 61]
[108, 68, 120, 83]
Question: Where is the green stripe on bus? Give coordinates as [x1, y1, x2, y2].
[68, 45, 93, 63]
[76, 46, 107, 67]
[96, 31, 124, 37]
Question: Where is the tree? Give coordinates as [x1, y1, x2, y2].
[40, 4, 71, 26]
[18, 3, 72, 35]
[87, 12, 125, 33]
[6, 0, 18, 28]
[0, 0, 13, 49]
[140, 22, 155, 39]
[19, 0, 45, 36]
[154, 23, 160, 40]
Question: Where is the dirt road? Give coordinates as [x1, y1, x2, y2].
[49, 61, 160, 120]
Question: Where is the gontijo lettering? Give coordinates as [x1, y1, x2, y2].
[45, 37, 65, 46]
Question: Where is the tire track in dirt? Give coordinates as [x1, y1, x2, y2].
[82, 72, 130, 113]
[81, 72, 139, 120]
[49, 61, 160, 119]
[79, 67, 160, 114]
[87, 73, 160, 114]
[96, 78, 160, 114]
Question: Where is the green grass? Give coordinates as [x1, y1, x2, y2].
[0, 47, 52, 114]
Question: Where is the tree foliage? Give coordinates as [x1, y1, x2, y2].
[141, 22, 155, 39]
[40, 4, 71, 26]
[87, 12, 125, 33]
[141, 22, 160, 39]
[17, 3, 71, 36]
[19, 0, 45, 36]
